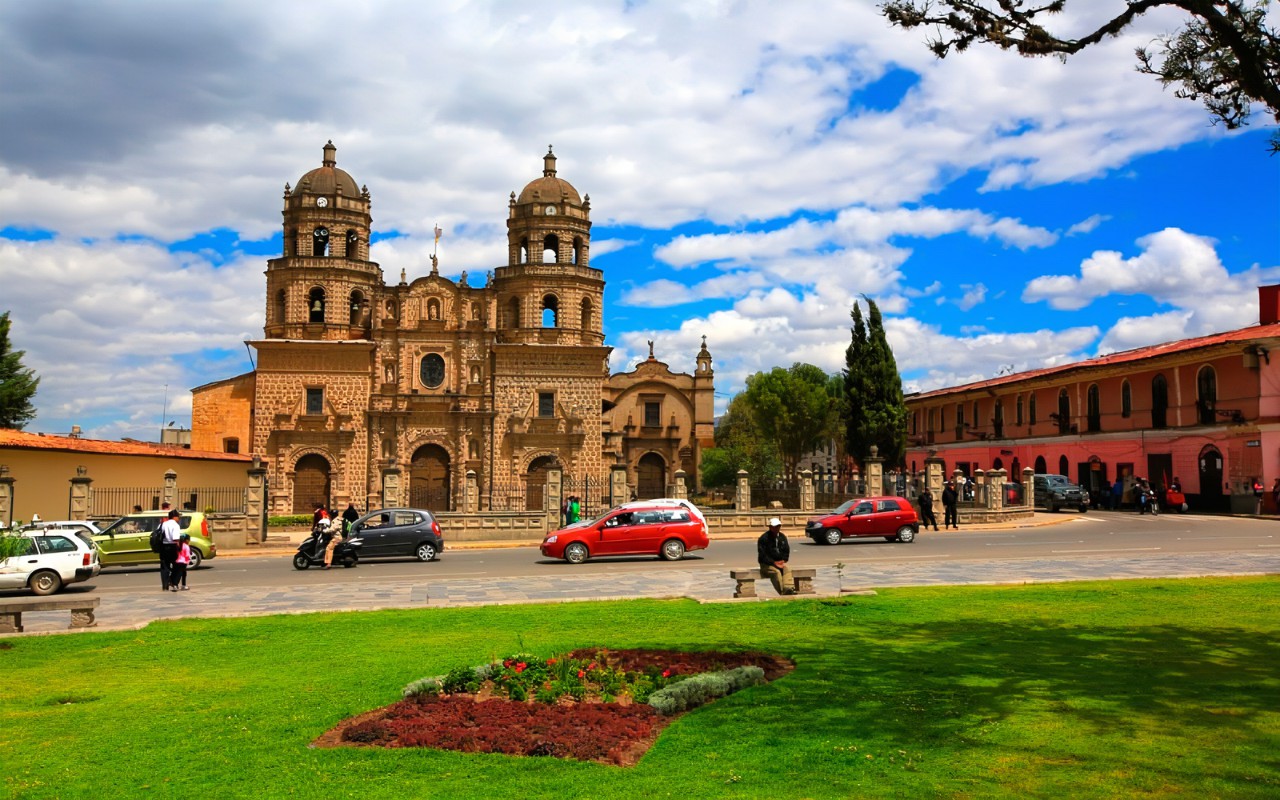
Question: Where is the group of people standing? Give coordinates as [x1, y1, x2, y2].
[916, 480, 961, 531]
[155, 504, 191, 592]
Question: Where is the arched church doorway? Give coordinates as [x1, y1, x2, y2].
[292, 454, 331, 514]
[636, 452, 667, 499]
[410, 444, 451, 511]
[526, 455, 560, 512]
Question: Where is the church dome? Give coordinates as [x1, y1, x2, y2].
[296, 141, 360, 197]
[517, 146, 581, 205]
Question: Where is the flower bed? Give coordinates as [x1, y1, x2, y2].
[315, 648, 793, 765]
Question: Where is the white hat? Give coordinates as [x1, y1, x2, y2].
[768, 517, 782, 527]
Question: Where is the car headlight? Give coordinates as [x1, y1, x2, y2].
[544, 535, 558, 544]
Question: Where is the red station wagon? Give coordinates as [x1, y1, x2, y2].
[540, 503, 710, 564]
[805, 496, 920, 545]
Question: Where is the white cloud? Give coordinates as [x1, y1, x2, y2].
[955, 284, 988, 311]
[1066, 214, 1109, 236]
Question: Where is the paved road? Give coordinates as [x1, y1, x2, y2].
[6, 512, 1278, 635]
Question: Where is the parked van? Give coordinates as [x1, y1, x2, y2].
[1032, 474, 1089, 513]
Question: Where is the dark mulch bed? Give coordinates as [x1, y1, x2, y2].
[313, 649, 793, 766]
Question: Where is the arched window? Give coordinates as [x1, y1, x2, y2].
[1197, 366, 1217, 425]
[345, 229, 359, 259]
[349, 290, 365, 326]
[542, 234, 559, 264]
[927, 408, 936, 434]
[1029, 392, 1037, 425]
[273, 290, 286, 325]
[1056, 389, 1070, 434]
[507, 296, 521, 329]
[955, 404, 965, 436]
[911, 411, 918, 435]
[1121, 381, 1132, 418]
[313, 226, 330, 257]
[572, 236, 583, 264]
[1034, 455, 1047, 474]
[308, 287, 326, 323]
[580, 297, 594, 332]
[1058, 454, 1069, 476]
[1151, 374, 1168, 429]
[1016, 394, 1024, 426]
[420, 353, 445, 389]
[1087, 384, 1101, 432]
[993, 400, 1004, 438]
[541, 294, 559, 328]
[519, 237, 529, 264]
[972, 400, 981, 430]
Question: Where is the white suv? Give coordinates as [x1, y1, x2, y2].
[0, 530, 101, 595]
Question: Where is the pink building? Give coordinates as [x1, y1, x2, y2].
[904, 286, 1280, 512]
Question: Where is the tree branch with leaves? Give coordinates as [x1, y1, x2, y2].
[881, 0, 1280, 148]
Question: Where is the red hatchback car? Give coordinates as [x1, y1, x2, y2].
[805, 496, 920, 545]
[540, 503, 710, 564]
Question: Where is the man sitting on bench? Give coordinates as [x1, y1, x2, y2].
[757, 517, 796, 595]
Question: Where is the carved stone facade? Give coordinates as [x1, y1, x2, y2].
[192, 143, 715, 514]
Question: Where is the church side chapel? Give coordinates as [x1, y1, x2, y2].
[191, 143, 715, 514]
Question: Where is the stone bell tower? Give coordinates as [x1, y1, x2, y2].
[264, 140, 382, 340]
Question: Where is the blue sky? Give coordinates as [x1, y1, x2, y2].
[0, 0, 1277, 442]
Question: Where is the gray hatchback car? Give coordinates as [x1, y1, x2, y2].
[346, 508, 444, 562]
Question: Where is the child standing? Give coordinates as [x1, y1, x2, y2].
[172, 533, 192, 591]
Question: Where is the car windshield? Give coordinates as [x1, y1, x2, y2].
[101, 516, 164, 534]
[832, 500, 858, 514]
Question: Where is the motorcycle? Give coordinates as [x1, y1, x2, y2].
[1140, 486, 1160, 516]
[293, 527, 361, 569]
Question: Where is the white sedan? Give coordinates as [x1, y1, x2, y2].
[0, 530, 101, 595]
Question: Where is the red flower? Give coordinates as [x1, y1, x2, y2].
[515, 662, 527, 673]
[577, 669, 585, 678]
[547, 658, 557, 665]
[661, 669, 672, 678]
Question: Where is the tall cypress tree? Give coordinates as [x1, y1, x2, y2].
[0, 311, 40, 430]
[843, 298, 907, 465]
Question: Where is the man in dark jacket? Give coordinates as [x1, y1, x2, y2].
[757, 517, 795, 595]
[942, 480, 959, 530]
[342, 503, 360, 534]
[918, 487, 939, 531]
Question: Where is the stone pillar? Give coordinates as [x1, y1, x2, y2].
[162, 469, 178, 509]
[863, 445, 884, 497]
[463, 470, 479, 513]
[545, 467, 563, 531]
[69, 466, 92, 521]
[1022, 467, 1035, 507]
[925, 458, 945, 498]
[381, 464, 402, 508]
[988, 468, 1007, 511]
[0, 465, 14, 528]
[735, 469, 751, 511]
[673, 469, 688, 500]
[800, 469, 815, 513]
[610, 464, 629, 507]
[245, 456, 268, 544]
[973, 468, 986, 508]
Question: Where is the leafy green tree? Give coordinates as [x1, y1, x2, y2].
[0, 311, 39, 430]
[844, 298, 908, 465]
[882, 0, 1280, 149]
[744, 363, 839, 477]
[700, 394, 782, 487]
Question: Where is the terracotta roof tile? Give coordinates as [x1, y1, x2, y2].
[911, 322, 1280, 401]
[0, 428, 253, 461]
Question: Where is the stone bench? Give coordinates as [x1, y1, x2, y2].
[0, 596, 100, 634]
[730, 568, 817, 598]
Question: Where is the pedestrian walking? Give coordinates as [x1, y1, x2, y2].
[568, 495, 581, 524]
[158, 509, 182, 591]
[756, 517, 795, 595]
[942, 480, 959, 529]
[172, 533, 192, 591]
[918, 486, 939, 531]
[342, 503, 360, 534]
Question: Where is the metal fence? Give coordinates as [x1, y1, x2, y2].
[92, 487, 165, 517]
[173, 487, 247, 513]
[750, 481, 800, 510]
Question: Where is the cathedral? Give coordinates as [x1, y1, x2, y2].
[190, 143, 715, 515]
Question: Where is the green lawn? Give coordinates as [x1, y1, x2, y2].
[3, 577, 1278, 799]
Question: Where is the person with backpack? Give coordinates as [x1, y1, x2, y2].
[156, 509, 182, 591]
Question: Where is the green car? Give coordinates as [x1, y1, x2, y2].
[94, 511, 217, 569]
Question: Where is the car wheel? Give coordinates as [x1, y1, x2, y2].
[187, 548, 203, 570]
[896, 526, 916, 543]
[416, 542, 438, 562]
[342, 552, 358, 568]
[564, 542, 589, 564]
[1048, 502, 1058, 513]
[1079, 505, 1088, 513]
[660, 539, 685, 561]
[823, 528, 843, 546]
[30, 570, 62, 596]
[292, 553, 311, 570]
